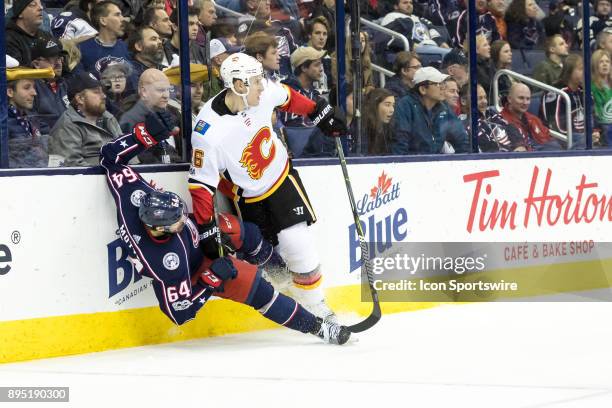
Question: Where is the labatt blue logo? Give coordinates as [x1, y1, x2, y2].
[349, 171, 408, 272]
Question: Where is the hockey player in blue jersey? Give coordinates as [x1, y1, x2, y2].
[100, 111, 350, 344]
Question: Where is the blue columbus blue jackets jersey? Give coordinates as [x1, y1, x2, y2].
[100, 134, 213, 325]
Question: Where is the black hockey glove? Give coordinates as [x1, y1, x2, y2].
[308, 99, 348, 138]
[142, 111, 178, 143]
[199, 257, 237, 292]
[199, 219, 239, 259]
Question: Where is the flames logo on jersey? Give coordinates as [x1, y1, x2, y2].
[240, 127, 276, 180]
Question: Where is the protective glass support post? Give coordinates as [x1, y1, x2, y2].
[178, 0, 193, 162]
[349, 1, 362, 155]
[582, 0, 593, 149]
[0, 7, 8, 168]
[335, 0, 346, 112]
[467, 0, 479, 153]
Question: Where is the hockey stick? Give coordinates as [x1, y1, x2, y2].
[335, 139, 381, 333]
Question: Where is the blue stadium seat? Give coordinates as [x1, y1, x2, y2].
[528, 92, 543, 116]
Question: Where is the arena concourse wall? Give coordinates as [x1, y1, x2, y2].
[1, 153, 611, 363]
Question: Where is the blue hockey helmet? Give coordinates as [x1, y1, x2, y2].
[138, 190, 186, 232]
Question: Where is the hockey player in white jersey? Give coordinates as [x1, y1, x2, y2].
[189, 53, 346, 319]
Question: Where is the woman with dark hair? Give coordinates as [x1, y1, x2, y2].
[363, 88, 396, 155]
[505, 0, 544, 49]
[490, 39, 514, 98]
[542, 54, 593, 148]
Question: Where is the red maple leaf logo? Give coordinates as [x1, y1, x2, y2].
[369, 171, 392, 199]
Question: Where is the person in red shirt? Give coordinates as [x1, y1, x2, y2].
[500, 82, 562, 151]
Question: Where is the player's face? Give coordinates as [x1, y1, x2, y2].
[8, 79, 37, 110]
[377, 96, 395, 124]
[158, 214, 187, 234]
[246, 75, 265, 106]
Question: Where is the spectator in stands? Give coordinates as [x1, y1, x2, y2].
[143, 7, 173, 42]
[381, 0, 449, 50]
[241, 0, 272, 20]
[211, 23, 239, 46]
[244, 31, 281, 78]
[591, 49, 612, 146]
[384, 51, 421, 99]
[542, 0, 578, 50]
[577, 0, 611, 48]
[505, 0, 543, 49]
[491, 39, 514, 98]
[49, 71, 123, 166]
[30, 38, 70, 129]
[304, 16, 332, 93]
[596, 27, 612, 54]
[455, 0, 501, 47]
[100, 60, 132, 118]
[500, 82, 561, 151]
[281, 47, 324, 127]
[443, 77, 460, 115]
[542, 54, 589, 149]
[310, 0, 336, 53]
[164, 63, 208, 123]
[470, 34, 496, 97]
[441, 48, 468, 88]
[488, 0, 508, 40]
[119, 68, 180, 162]
[458, 83, 526, 152]
[79, 1, 132, 77]
[59, 38, 82, 76]
[6, 65, 54, 168]
[363, 88, 396, 155]
[333, 31, 374, 94]
[195, 0, 217, 64]
[392, 67, 470, 154]
[532, 34, 569, 86]
[6, 0, 54, 66]
[128, 26, 165, 89]
[164, 7, 207, 65]
[205, 38, 236, 101]
[51, 0, 98, 41]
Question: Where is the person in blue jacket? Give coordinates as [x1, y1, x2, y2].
[100, 110, 351, 345]
[391, 66, 470, 154]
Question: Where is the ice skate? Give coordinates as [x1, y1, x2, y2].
[312, 316, 351, 345]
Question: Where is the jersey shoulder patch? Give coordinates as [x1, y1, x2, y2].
[194, 119, 211, 135]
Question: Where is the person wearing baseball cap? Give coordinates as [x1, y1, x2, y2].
[440, 48, 468, 88]
[30, 37, 69, 129]
[49, 71, 123, 167]
[208, 38, 239, 98]
[392, 66, 469, 155]
[280, 47, 326, 128]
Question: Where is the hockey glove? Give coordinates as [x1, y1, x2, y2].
[199, 257, 237, 292]
[199, 213, 244, 258]
[135, 111, 178, 147]
[308, 99, 347, 138]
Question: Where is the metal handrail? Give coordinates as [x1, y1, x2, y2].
[215, 4, 246, 18]
[492, 69, 573, 149]
[359, 18, 410, 52]
[371, 63, 393, 87]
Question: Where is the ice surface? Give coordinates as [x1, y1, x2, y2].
[1, 303, 612, 408]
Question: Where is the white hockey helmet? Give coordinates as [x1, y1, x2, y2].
[220, 52, 264, 89]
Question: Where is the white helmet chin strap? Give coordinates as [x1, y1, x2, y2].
[230, 80, 251, 111]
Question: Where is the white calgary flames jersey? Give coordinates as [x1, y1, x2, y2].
[190, 79, 291, 198]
